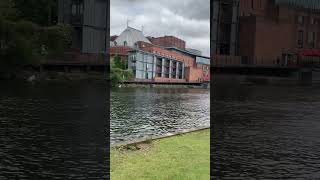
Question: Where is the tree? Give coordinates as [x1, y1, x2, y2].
[110, 56, 133, 85]
[0, 0, 17, 20]
[13, 0, 58, 26]
[113, 55, 129, 70]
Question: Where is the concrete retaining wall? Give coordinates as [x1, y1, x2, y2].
[111, 127, 210, 147]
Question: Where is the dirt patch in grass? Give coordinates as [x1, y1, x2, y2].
[115, 140, 154, 152]
[111, 129, 210, 180]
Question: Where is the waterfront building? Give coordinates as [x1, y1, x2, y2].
[58, 0, 108, 54]
[212, 0, 320, 65]
[128, 45, 185, 82]
[147, 36, 186, 50]
[112, 26, 151, 47]
[110, 26, 210, 83]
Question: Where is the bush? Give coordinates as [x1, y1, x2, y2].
[0, 19, 41, 72]
[41, 24, 73, 57]
[110, 68, 123, 85]
[113, 56, 128, 70]
[110, 67, 134, 85]
[0, 19, 72, 73]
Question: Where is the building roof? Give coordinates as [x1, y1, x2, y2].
[165, 47, 209, 59]
[186, 48, 202, 56]
[110, 35, 118, 41]
[115, 26, 151, 47]
[165, 47, 210, 65]
[275, 0, 320, 10]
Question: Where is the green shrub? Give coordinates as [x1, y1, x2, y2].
[110, 66, 133, 85]
[0, 0, 17, 20]
[110, 56, 133, 85]
[0, 19, 72, 73]
[0, 19, 41, 72]
[41, 24, 72, 57]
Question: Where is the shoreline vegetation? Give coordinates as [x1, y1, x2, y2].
[0, 0, 73, 81]
[110, 56, 133, 86]
[110, 129, 210, 180]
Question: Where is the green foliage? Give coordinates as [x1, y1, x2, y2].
[13, 0, 57, 26]
[0, 0, 69, 77]
[40, 24, 73, 57]
[113, 56, 128, 70]
[0, 19, 40, 72]
[110, 56, 133, 85]
[110, 68, 133, 85]
[110, 68, 123, 85]
[0, 0, 17, 20]
[0, 18, 72, 73]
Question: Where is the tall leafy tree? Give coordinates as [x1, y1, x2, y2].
[13, 0, 58, 26]
[0, 0, 17, 20]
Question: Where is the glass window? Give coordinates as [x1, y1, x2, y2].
[71, 0, 83, 16]
[298, 30, 304, 48]
[311, 17, 315, 25]
[72, 4, 77, 15]
[79, 3, 83, 14]
[298, 16, 304, 24]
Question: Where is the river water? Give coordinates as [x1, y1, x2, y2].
[212, 79, 320, 179]
[0, 81, 108, 179]
[111, 87, 210, 144]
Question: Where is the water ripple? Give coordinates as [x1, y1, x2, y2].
[111, 88, 210, 144]
[212, 84, 320, 179]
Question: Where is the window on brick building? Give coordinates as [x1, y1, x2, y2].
[311, 17, 315, 25]
[308, 32, 316, 48]
[298, 16, 304, 25]
[259, 0, 262, 8]
[298, 30, 304, 48]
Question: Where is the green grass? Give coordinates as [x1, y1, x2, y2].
[110, 129, 210, 180]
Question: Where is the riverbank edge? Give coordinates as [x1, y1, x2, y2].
[115, 83, 210, 89]
[0, 71, 108, 82]
[111, 127, 210, 148]
[213, 73, 320, 86]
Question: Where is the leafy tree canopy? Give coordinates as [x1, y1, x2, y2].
[0, 0, 17, 20]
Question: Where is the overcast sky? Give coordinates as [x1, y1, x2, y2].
[110, 0, 210, 57]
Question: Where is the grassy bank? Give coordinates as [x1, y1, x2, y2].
[111, 129, 210, 180]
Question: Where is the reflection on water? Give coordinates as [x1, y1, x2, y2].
[212, 81, 320, 179]
[0, 81, 108, 179]
[111, 88, 210, 144]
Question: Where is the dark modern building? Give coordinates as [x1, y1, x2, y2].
[58, 0, 108, 54]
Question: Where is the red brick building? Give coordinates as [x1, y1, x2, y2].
[239, 0, 320, 65]
[147, 36, 186, 50]
[212, 0, 320, 66]
[135, 41, 208, 82]
[110, 26, 210, 82]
